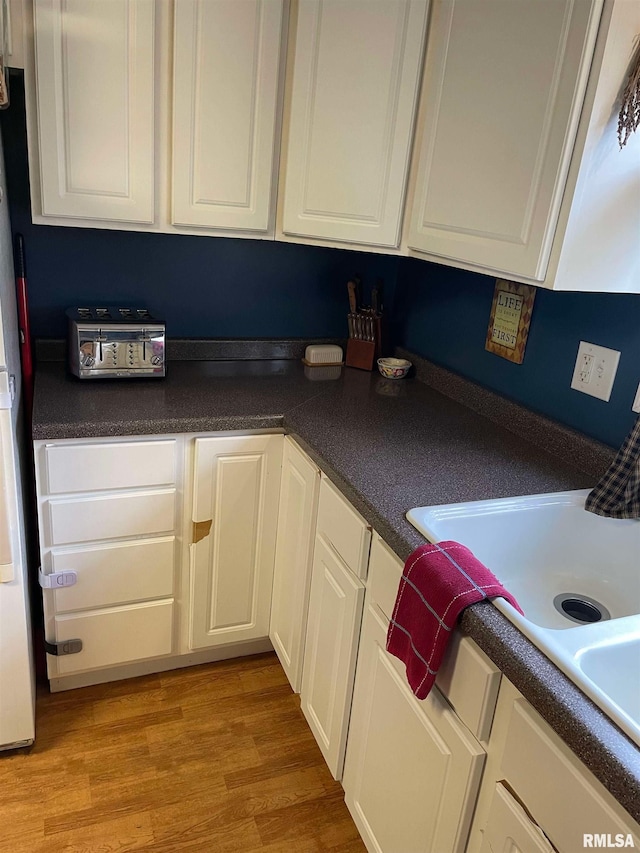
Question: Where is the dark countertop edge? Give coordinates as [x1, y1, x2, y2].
[284, 426, 640, 823]
[32, 414, 286, 441]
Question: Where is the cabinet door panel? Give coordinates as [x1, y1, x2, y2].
[500, 694, 640, 852]
[300, 535, 365, 779]
[172, 0, 284, 231]
[46, 489, 176, 546]
[343, 603, 485, 853]
[190, 435, 283, 650]
[316, 476, 370, 581]
[33, 0, 155, 222]
[44, 439, 176, 494]
[479, 783, 555, 853]
[282, 0, 428, 247]
[49, 537, 175, 613]
[270, 438, 320, 692]
[407, 0, 602, 279]
[52, 599, 174, 676]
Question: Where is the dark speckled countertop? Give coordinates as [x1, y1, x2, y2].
[32, 350, 640, 822]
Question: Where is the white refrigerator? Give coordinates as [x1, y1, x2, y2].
[0, 133, 36, 750]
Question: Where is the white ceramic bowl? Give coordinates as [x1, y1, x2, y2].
[377, 357, 412, 380]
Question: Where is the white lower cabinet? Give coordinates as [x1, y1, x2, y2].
[34, 436, 181, 683]
[467, 678, 640, 853]
[34, 431, 284, 687]
[269, 437, 320, 693]
[478, 783, 556, 853]
[343, 536, 486, 853]
[300, 475, 371, 779]
[300, 535, 366, 779]
[189, 433, 283, 650]
[52, 600, 175, 677]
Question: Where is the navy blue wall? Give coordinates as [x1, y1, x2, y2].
[3, 71, 639, 448]
[393, 260, 640, 448]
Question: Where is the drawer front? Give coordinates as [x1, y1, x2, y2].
[316, 476, 371, 580]
[49, 537, 175, 613]
[368, 534, 500, 742]
[44, 439, 177, 494]
[500, 693, 640, 851]
[46, 489, 176, 546]
[368, 533, 405, 621]
[52, 599, 174, 675]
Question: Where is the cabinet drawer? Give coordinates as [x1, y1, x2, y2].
[48, 537, 175, 613]
[43, 440, 177, 494]
[500, 692, 640, 852]
[316, 477, 371, 580]
[52, 599, 174, 676]
[369, 534, 500, 742]
[45, 489, 176, 546]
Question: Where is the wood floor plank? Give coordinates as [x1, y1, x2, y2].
[0, 653, 365, 852]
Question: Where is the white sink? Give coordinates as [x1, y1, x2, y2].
[407, 490, 640, 747]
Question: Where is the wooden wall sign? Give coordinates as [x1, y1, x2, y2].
[485, 279, 536, 364]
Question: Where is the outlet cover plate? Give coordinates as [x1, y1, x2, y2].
[570, 341, 620, 402]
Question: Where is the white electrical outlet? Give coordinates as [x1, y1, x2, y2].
[570, 341, 620, 402]
[632, 382, 640, 414]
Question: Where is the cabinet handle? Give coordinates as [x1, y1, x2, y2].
[192, 519, 212, 543]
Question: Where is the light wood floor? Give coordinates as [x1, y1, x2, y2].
[0, 653, 366, 853]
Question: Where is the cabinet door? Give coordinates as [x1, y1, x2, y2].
[189, 434, 283, 650]
[407, 0, 602, 280]
[172, 0, 285, 232]
[300, 535, 365, 780]
[479, 783, 556, 853]
[343, 602, 485, 853]
[32, 0, 155, 222]
[281, 0, 428, 247]
[269, 438, 320, 693]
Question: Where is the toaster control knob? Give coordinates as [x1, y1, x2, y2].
[82, 355, 95, 368]
[151, 355, 163, 366]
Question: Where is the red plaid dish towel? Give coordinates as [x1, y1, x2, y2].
[386, 541, 523, 700]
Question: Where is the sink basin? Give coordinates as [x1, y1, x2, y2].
[576, 629, 640, 736]
[407, 490, 640, 747]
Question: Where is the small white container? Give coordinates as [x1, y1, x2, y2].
[304, 344, 344, 365]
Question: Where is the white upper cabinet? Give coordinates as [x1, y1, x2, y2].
[26, 0, 288, 237]
[406, 0, 603, 282]
[31, 0, 155, 223]
[280, 0, 429, 248]
[546, 0, 640, 293]
[172, 0, 285, 232]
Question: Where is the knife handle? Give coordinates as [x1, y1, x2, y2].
[347, 281, 357, 314]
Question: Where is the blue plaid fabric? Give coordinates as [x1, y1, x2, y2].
[585, 416, 640, 518]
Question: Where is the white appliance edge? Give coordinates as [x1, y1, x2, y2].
[0, 132, 35, 749]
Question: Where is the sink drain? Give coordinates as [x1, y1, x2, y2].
[553, 593, 610, 625]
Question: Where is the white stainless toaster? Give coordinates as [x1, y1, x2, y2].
[67, 307, 166, 379]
